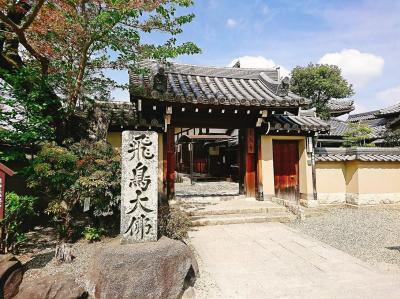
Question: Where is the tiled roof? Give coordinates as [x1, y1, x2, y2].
[267, 114, 329, 132]
[323, 117, 387, 138]
[325, 118, 348, 136]
[347, 110, 379, 122]
[315, 147, 400, 162]
[377, 102, 400, 116]
[327, 99, 354, 115]
[129, 60, 310, 108]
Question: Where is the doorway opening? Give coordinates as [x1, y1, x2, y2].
[174, 127, 240, 199]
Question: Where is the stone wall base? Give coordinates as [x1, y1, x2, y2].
[346, 193, 400, 206]
[271, 197, 305, 219]
[300, 193, 400, 207]
[317, 193, 346, 205]
[299, 193, 318, 208]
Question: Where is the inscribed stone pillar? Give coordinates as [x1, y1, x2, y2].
[121, 131, 158, 243]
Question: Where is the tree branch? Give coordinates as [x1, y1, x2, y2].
[0, 10, 49, 75]
[68, 38, 94, 110]
[21, 0, 45, 30]
[0, 11, 20, 32]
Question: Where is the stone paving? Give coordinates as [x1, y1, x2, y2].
[189, 223, 400, 299]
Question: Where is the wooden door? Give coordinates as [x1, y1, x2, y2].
[273, 140, 299, 201]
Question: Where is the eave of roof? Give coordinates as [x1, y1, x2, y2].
[177, 134, 234, 143]
[129, 60, 310, 108]
[377, 102, 400, 116]
[327, 99, 355, 116]
[266, 114, 329, 133]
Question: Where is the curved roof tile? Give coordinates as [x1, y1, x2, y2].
[129, 60, 309, 107]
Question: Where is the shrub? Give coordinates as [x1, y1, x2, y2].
[82, 225, 106, 242]
[343, 122, 375, 147]
[159, 206, 191, 240]
[28, 140, 121, 241]
[0, 192, 38, 253]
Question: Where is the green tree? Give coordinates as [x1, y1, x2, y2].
[383, 128, 400, 147]
[0, 66, 60, 162]
[343, 122, 374, 147]
[0, 0, 200, 161]
[28, 140, 121, 241]
[0, 192, 38, 253]
[290, 64, 354, 119]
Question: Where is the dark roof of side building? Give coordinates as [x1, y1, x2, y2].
[377, 102, 400, 116]
[326, 99, 355, 116]
[325, 118, 348, 136]
[347, 110, 380, 122]
[129, 60, 309, 108]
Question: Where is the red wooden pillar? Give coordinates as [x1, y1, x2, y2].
[162, 132, 168, 205]
[166, 126, 175, 200]
[0, 163, 14, 253]
[0, 163, 14, 220]
[256, 131, 263, 200]
[238, 129, 245, 195]
[245, 128, 256, 198]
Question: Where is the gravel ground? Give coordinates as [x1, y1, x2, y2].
[288, 206, 400, 273]
[20, 235, 117, 291]
[19, 227, 214, 297]
[187, 241, 222, 299]
[175, 180, 239, 197]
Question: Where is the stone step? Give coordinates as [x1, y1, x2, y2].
[304, 211, 325, 218]
[191, 212, 296, 226]
[187, 206, 287, 216]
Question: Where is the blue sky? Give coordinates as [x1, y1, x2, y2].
[112, 0, 400, 114]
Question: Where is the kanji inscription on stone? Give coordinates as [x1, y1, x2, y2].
[121, 131, 158, 243]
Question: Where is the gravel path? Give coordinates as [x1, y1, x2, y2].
[187, 241, 223, 299]
[21, 237, 117, 291]
[288, 206, 400, 273]
[175, 180, 239, 197]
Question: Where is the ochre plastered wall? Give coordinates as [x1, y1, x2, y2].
[356, 162, 400, 194]
[107, 131, 122, 148]
[260, 135, 312, 200]
[316, 162, 346, 193]
[316, 160, 400, 205]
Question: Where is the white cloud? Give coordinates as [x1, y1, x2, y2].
[261, 5, 270, 15]
[226, 18, 238, 28]
[376, 85, 400, 105]
[228, 55, 290, 77]
[318, 49, 384, 89]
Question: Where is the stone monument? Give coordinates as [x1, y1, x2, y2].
[121, 131, 158, 243]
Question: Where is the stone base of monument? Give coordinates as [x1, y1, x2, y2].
[87, 236, 199, 299]
[14, 273, 88, 299]
[0, 254, 23, 299]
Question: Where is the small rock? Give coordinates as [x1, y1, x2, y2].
[87, 236, 199, 299]
[0, 254, 23, 299]
[181, 286, 196, 299]
[14, 273, 87, 299]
